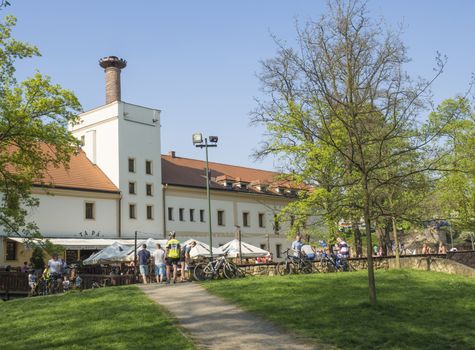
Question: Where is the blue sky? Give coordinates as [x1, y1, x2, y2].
[7, 1, 475, 171]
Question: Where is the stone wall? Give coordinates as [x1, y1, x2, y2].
[447, 251, 475, 269]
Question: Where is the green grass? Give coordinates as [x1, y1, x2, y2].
[204, 270, 475, 350]
[0, 286, 196, 350]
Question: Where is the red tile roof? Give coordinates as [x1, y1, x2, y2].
[161, 154, 304, 196]
[32, 148, 118, 193]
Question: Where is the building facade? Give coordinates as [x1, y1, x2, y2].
[1, 56, 301, 267]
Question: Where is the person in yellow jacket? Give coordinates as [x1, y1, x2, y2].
[165, 231, 181, 284]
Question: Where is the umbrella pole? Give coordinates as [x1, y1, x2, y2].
[134, 231, 138, 283]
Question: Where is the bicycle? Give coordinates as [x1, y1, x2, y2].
[317, 251, 354, 272]
[277, 249, 314, 275]
[194, 256, 245, 281]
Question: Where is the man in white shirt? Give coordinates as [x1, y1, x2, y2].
[152, 243, 166, 283]
[291, 235, 304, 257]
[47, 252, 65, 280]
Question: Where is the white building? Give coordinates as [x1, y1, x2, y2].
[1, 56, 302, 267]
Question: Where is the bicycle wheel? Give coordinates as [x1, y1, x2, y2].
[193, 263, 208, 281]
[223, 263, 237, 279]
[301, 260, 314, 274]
[202, 264, 217, 280]
[277, 261, 293, 275]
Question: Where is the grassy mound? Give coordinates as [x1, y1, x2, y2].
[204, 269, 475, 350]
[0, 285, 196, 350]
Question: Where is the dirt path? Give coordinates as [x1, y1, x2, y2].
[139, 283, 328, 350]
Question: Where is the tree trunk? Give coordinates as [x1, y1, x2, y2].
[392, 216, 401, 268]
[352, 221, 363, 257]
[363, 183, 377, 305]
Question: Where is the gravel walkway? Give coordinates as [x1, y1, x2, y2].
[139, 283, 328, 350]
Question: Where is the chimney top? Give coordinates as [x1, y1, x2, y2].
[99, 56, 127, 69]
[168, 151, 176, 158]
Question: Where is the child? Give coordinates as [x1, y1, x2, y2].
[28, 270, 37, 294]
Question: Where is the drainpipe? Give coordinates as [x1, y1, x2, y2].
[162, 184, 167, 238]
[118, 194, 122, 238]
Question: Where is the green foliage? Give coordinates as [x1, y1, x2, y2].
[29, 246, 44, 269]
[0, 286, 196, 350]
[0, 15, 82, 237]
[204, 270, 475, 349]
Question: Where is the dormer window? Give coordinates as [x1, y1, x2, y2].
[225, 181, 233, 189]
[286, 189, 296, 196]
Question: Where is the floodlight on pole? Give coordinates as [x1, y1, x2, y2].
[193, 133, 218, 261]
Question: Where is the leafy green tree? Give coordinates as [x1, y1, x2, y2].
[433, 98, 475, 247]
[252, 0, 454, 305]
[0, 15, 81, 238]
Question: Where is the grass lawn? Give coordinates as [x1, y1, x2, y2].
[204, 269, 475, 350]
[0, 285, 196, 350]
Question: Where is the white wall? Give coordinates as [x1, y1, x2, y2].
[71, 103, 120, 186]
[71, 102, 164, 239]
[164, 188, 293, 260]
[27, 192, 118, 238]
[118, 103, 163, 238]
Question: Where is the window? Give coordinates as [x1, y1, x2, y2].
[242, 212, 249, 227]
[258, 213, 265, 228]
[179, 208, 185, 221]
[274, 215, 280, 234]
[129, 204, 136, 219]
[145, 160, 152, 175]
[129, 182, 136, 194]
[80, 135, 85, 146]
[276, 244, 282, 258]
[85, 202, 95, 220]
[128, 158, 135, 173]
[146, 183, 153, 196]
[200, 209, 205, 222]
[260, 244, 266, 250]
[168, 207, 174, 221]
[190, 209, 195, 222]
[6, 241, 16, 261]
[217, 210, 225, 226]
[146, 205, 153, 220]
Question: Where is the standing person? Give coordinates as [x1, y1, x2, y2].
[336, 237, 350, 258]
[152, 243, 166, 284]
[137, 244, 151, 284]
[166, 232, 181, 284]
[21, 261, 29, 273]
[47, 252, 65, 283]
[291, 235, 304, 257]
[180, 241, 196, 282]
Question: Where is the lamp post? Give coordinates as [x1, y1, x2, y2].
[193, 133, 218, 260]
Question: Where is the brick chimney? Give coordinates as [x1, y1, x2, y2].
[99, 56, 127, 104]
[168, 151, 176, 158]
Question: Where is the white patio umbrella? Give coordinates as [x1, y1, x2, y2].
[82, 241, 132, 265]
[182, 239, 224, 259]
[219, 239, 269, 258]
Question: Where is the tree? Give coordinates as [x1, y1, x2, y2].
[0, 15, 81, 238]
[252, 0, 453, 305]
[433, 98, 475, 248]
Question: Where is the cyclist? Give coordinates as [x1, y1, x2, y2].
[301, 244, 316, 260]
[165, 231, 181, 284]
[291, 235, 304, 257]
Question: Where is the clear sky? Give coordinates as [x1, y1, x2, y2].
[6, 1, 475, 171]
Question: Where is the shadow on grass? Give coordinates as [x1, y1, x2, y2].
[0, 286, 196, 350]
[204, 270, 475, 350]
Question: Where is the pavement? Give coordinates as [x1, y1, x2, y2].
[139, 282, 328, 350]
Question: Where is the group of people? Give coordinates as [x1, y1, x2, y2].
[136, 232, 197, 285]
[291, 235, 350, 260]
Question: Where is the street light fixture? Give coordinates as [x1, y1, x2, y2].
[193, 133, 218, 260]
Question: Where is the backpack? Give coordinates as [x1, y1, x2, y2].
[167, 239, 181, 258]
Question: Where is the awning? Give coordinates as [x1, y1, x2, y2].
[6, 237, 142, 250]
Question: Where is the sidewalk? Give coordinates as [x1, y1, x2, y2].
[139, 283, 327, 350]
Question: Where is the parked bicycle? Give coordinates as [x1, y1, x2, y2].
[317, 251, 354, 272]
[193, 256, 245, 281]
[277, 249, 314, 275]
